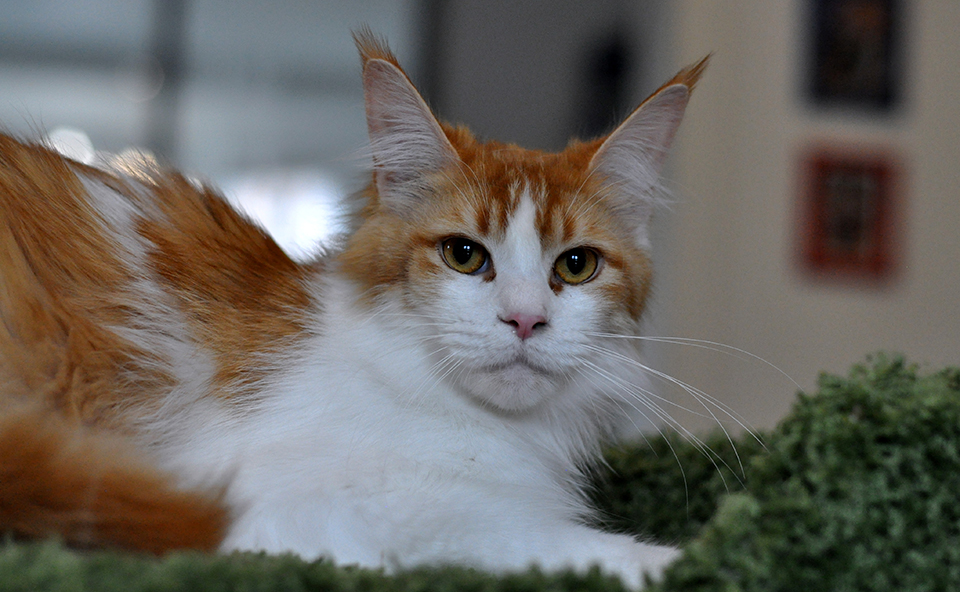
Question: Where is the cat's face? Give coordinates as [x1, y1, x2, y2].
[341, 32, 705, 412]
[417, 175, 652, 411]
[345, 138, 653, 411]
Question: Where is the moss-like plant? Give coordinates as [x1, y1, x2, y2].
[653, 355, 960, 591]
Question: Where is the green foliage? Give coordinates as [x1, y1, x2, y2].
[653, 354, 960, 591]
[3, 354, 959, 591]
[0, 541, 632, 592]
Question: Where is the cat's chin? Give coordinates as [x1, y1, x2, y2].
[459, 362, 560, 413]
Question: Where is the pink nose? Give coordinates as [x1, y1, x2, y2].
[501, 313, 548, 340]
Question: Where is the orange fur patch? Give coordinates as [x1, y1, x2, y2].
[135, 171, 314, 395]
[0, 135, 170, 427]
[0, 404, 226, 553]
[0, 133, 313, 553]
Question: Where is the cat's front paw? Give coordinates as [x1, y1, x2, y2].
[624, 542, 680, 589]
[584, 534, 680, 590]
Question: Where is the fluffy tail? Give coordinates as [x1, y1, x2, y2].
[0, 406, 228, 554]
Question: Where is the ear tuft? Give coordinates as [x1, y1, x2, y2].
[353, 26, 402, 70]
[356, 30, 458, 215]
[660, 54, 710, 95]
[588, 55, 709, 244]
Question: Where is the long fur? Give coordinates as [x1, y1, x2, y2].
[0, 35, 705, 588]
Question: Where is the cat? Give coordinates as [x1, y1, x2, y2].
[0, 31, 706, 589]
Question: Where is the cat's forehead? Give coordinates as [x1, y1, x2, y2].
[429, 135, 616, 248]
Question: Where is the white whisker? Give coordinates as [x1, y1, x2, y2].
[573, 365, 692, 508]
[581, 344, 726, 420]
[588, 332, 802, 392]
[580, 343, 752, 476]
[578, 358, 738, 491]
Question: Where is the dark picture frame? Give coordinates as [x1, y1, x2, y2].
[799, 148, 900, 280]
[808, 0, 902, 111]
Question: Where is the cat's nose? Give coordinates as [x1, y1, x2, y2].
[501, 313, 548, 341]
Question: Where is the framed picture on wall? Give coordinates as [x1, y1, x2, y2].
[799, 148, 900, 280]
[808, 0, 902, 111]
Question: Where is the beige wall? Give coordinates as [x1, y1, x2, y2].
[651, 2, 960, 432]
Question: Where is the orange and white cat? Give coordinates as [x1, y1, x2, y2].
[0, 33, 705, 588]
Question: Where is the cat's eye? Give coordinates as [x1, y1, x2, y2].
[554, 247, 600, 285]
[440, 237, 489, 275]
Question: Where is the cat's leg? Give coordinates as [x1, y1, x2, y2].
[388, 515, 678, 589]
[221, 486, 677, 588]
[539, 525, 679, 589]
[383, 497, 679, 589]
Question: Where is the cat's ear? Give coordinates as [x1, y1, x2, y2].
[355, 30, 458, 214]
[588, 56, 709, 243]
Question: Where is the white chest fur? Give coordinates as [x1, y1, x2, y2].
[159, 275, 675, 588]
[217, 276, 571, 556]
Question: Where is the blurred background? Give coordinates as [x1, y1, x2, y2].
[1, 0, 957, 433]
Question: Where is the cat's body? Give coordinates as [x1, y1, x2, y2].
[0, 34, 704, 588]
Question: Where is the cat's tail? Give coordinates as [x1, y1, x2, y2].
[0, 405, 228, 554]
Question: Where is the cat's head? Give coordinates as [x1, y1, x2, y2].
[340, 31, 706, 414]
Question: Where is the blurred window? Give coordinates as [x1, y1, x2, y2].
[0, 0, 421, 253]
